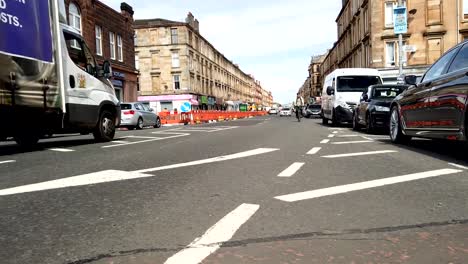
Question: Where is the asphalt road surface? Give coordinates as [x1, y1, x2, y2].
[0, 115, 467, 264]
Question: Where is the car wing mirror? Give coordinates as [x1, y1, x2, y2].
[326, 86, 334, 96]
[404, 75, 418, 85]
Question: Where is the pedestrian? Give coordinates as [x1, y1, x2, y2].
[294, 93, 304, 122]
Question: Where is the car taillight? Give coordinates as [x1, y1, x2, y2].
[124, 110, 135, 115]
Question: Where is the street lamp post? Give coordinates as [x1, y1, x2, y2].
[398, 0, 404, 76]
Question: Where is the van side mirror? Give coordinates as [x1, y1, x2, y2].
[102, 61, 112, 78]
[326, 86, 334, 96]
[404, 75, 418, 85]
[362, 93, 369, 102]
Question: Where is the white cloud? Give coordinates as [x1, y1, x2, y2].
[102, 0, 342, 104]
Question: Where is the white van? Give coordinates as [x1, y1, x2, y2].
[321, 68, 382, 126]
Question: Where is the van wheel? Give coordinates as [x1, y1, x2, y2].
[389, 106, 411, 144]
[331, 109, 339, 126]
[322, 117, 328, 125]
[93, 110, 116, 142]
[136, 118, 144, 130]
[14, 133, 39, 148]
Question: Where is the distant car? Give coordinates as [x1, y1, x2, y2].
[268, 108, 278, 115]
[304, 104, 322, 118]
[353, 85, 408, 133]
[120, 102, 161, 130]
[390, 40, 468, 144]
[280, 108, 292, 116]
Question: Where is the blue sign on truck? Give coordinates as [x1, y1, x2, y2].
[0, 0, 53, 63]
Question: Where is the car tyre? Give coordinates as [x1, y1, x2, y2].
[352, 112, 361, 131]
[322, 116, 328, 125]
[154, 117, 161, 128]
[366, 113, 374, 134]
[136, 118, 144, 130]
[389, 106, 411, 144]
[14, 133, 39, 148]
[93, 110, 116, 142]
[331, 108, 339, 127]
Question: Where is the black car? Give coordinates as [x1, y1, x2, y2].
[390, 40, 468, 143]
[353, 85, 408, 133]
[304, 104, 322, 118]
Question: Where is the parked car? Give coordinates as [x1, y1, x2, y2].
[321, 68, 383, 126]
[304, 104, 322, 118]
[390, 40, 468, 143]
[120, 102, 161, 130]
[280, 108, 292, 116]
[353, 84, 408, 133]
[268, 108, 279, 115]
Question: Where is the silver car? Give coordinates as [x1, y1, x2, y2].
[120, 102, 161, 130]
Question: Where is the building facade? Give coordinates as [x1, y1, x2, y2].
[308, 55, 326, 98]
[64, 0, 138, 102]
[321, 0, 467, 84]
[134, 13, 272, 112]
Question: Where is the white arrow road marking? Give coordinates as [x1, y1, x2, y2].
[135, 148, 279, 173]
[0, 160, 15, 165]
[275, 168, 463, 202]
[0, 148, 279, 196]
[307, 147, 322, 155]
[331, 140, 373, 145]
[322, 150, 397, 158]
[164, 203, 259, 264]
[278, 162, 305, 177]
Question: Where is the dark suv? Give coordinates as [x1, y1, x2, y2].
[390, 40, 468, 143]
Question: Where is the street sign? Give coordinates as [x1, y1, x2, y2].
[0, 0, 53, 63]
[180, 102, 191, 112]
[403, 45, 416, 53]
[393, 6, 407, 34]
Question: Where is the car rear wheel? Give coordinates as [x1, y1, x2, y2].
[366, 113, 374, 134]
[322, 116, 328, 125]
[331, 109, 339, 126]
[389, 106, 411, 144]
[352, 112, 361, 131]
[136, 118, 144, 130]
[154, 117, 161, 128]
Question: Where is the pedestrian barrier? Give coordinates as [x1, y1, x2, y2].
[158, 111, 267, 125]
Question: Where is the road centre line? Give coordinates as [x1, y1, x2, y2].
[337, 135, 360, 138]
[278, 162, 305, 177]
[331, 140, 374, 145]
[307, 147, 322, 155]
[0, 160, 15, 165]
[164, 203, 259, 264]
[0, 148, 279, 196]
[320, 139, 330, 144]
[48, 148, 75, 152]
[103, 133, 189, 148]
[124, 135, 162, 139]
[328, 134, 335, 138]
[111, 140, 130, 144]
[361, 136, 375, 141]
[328, 128, 344, 130]
[332, 131, 339, 134]
[275, 168, 462, 202]
[448, 163, 468, 170]
[322, 150, 397, 158]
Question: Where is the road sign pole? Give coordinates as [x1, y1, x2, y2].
[398, 0, 404, 76]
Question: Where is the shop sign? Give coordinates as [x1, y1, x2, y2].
[113, 71, 126, 78]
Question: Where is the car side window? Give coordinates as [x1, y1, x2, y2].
[134, 104, 142, 111]
[422, 47, 460, 82]
[141, 104, 150, 111]
[448, 44, 468, 73]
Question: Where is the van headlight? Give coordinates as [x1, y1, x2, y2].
[375, 106, 390, 112]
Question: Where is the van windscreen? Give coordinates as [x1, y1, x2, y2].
[337, 76, 381, 92]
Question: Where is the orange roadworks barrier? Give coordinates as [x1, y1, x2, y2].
[158, 111, 267, 125]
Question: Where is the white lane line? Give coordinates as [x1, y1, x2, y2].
[0, 160, 16, 165]
[337, 135, 360, 138]
[332, 131, 339, 134]
[124, 135, 162, 139]
[135, 148, 279, 173]
[322, 150, 397, 158]
[361, 136, 375, 141]
[331, 140, 374, 145]
[102, 133, 189, 148]
[164, 203, 259, 264]
[0, 148, 279, 196]
[307, 147, 322, 155]
[328, 134, 335, 138]
[320, 139, 330, 144]
[275, 168, 462, 202]
[278, 162, 305, 177]
[48, 148, 75, 152]
[111, 140, 130, 144]
[328, 128, 344, 130]
[448, 163, 468, 170]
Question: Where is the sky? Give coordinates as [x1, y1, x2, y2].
[102, 0, 342, 104]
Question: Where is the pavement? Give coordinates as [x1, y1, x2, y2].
[0, 115, 467, 264]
